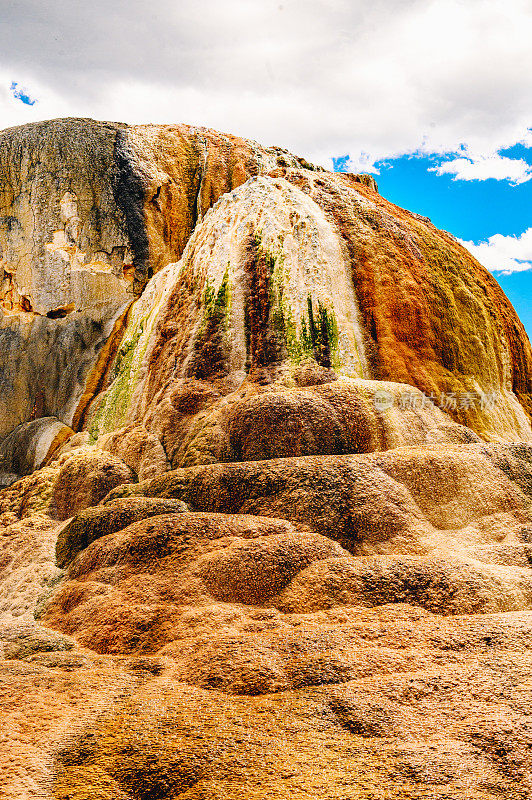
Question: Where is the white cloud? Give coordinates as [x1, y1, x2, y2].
[460, 229, 532, 274]
[330, 153, 380, 174]
[431, 153, 532, 184]
[0, 0, 530, 172]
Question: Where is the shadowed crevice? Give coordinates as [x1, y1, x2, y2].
[113, 128, 152, 296]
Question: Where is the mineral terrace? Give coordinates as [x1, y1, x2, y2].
[1, 118, 532, 799]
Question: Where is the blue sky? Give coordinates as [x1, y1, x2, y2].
[374, 145, 532, 242]
[9, 81, 36, 106]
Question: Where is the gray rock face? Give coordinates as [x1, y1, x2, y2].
[0, 306, 126, 442]
[0, 119, 134, 450]
[0, 118, 133, 316]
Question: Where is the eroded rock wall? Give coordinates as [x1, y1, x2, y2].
[3, 117, 532, 483]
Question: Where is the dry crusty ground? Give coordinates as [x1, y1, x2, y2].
[1, 437, 532, 799]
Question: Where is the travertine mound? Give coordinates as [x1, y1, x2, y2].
[2, 118, 532, 799]
[2, 118, 532, 480]
[55, 496, 188, 568]
[0, 119, 312, 463]
[79, 171, 532, 468]
[52, 449, 137, 520]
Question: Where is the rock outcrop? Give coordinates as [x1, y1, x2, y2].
[80, 169, 532, 467]
[0, 119, 312, 470]
[2, 118, 532, 799]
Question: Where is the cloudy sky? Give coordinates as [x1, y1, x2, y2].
[1, 0, 531, 328]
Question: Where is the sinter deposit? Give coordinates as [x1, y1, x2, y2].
[1, 118, 532, 799]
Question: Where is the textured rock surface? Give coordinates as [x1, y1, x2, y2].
[2, 117, 532, 478]
[0, 119, 310, 470]
[55, 496, 188, 568]
[84, 171, 532, 466]
[3, 118, 532, 799]
[52, 449, 137, 520]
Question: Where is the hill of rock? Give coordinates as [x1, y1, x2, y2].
[1, 118, 532, 799]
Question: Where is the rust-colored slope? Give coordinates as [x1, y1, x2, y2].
[255, 168, 531, 438]
[87, 168, 532, 459]
[280, 169, 532, 427]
